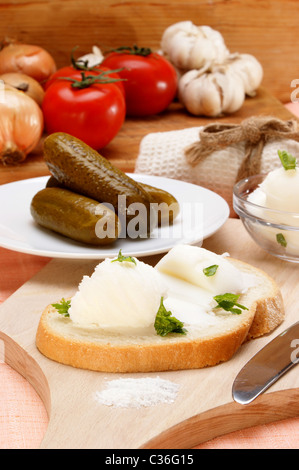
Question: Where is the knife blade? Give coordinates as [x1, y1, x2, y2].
[232, 321, 299, 405]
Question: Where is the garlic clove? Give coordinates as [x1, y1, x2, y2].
[77, 45, 104, 68]
[216, 70, 246, 113]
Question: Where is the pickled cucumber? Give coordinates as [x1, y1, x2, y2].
[46, 176, 64, 188]
[46, 175, 180, 226]
[43, 133, 155, 235]
[140, 182, 180, 225]
[30, 187, 121, 245]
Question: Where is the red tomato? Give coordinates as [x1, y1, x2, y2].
[44, 65, 125, 97]
[42, 72, 126, 149]
[101, 46, 178, 116]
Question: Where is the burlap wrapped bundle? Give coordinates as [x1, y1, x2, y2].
[135, 116, 299, 215]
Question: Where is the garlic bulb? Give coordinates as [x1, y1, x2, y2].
[225, 53, 263, 96]
[178, 66, 245, 117]
[178, 51, 263, 117]
[161, 21, 230, 70]
[77, 45, 103, 67]
[160, 21, 263, 117]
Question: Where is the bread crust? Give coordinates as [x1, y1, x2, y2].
[36, 305, 254, 372]
[35, 258, 284, 373]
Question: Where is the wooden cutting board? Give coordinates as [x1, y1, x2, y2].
[0, 219, 298, 449]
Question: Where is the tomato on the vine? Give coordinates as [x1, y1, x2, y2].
[45, 65, 122, 89]
[42, 69, 126, 150]
[44, 51, 125, 96]
[101, 45, 178, 116]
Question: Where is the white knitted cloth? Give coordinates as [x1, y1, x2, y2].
[135, 126, 299, 215]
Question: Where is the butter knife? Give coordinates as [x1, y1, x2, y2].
[232, 321, 299, 405]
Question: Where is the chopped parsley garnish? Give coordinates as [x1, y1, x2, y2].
[276, 233, 287, 247]
[278, 150, 297, 171]
[213, 293, 248, 315]
[111, 249, 136, 265]
[203, 264, 219, 277]
[154, 297, 187, 337]
[51, 298, 71, 317]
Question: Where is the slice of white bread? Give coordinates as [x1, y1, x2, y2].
[35, 257, 284, 373]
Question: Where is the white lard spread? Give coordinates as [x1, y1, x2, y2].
[155, 245, 255, 326]
[68, 245, 256, 333]
[69, 257, 167, 330]
[247, 152, 299, 251]
[248, 166, 299, 213]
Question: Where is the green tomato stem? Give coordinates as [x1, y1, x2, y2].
[107, 44, 152, 57]
[58, 70, 126, 89]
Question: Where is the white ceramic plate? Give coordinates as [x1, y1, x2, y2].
[0, 174, 229, 259]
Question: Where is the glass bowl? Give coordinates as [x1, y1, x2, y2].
[233, 174, 299, 262]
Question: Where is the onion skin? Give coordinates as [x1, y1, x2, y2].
[0, 43, 56, 83]
[0, 85, 44, 165]
[0, 72, 45, 106]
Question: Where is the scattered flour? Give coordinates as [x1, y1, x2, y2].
[95, 376, 179, 408]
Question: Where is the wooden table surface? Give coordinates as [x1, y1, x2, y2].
[0, 86, 295, 187]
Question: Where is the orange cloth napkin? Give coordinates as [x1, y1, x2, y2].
[194, 418, 299, 449]
[0, 247, 50, 449]
[0, 363, 48, 449]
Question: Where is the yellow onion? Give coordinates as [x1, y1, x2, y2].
[0, 72, 45, 106]
[0, 39, 56, 83]
[0, 84, 44, 164]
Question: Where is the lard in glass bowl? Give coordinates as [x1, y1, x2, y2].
[233, 150, 299, 262]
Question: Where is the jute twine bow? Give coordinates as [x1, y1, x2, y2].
[184, 116, 299, 181]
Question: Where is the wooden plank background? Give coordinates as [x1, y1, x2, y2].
[0, 0, 298, 103]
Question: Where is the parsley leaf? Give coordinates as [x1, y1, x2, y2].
[111, 249, 136, 265]
[276, 233, 287, 247]
[203, 264, 219, 277]
[213, 293, 248, 315]
[51, 298, 71, 317]
[278, 150, 297, 171]
[154, 297, 187, 336]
